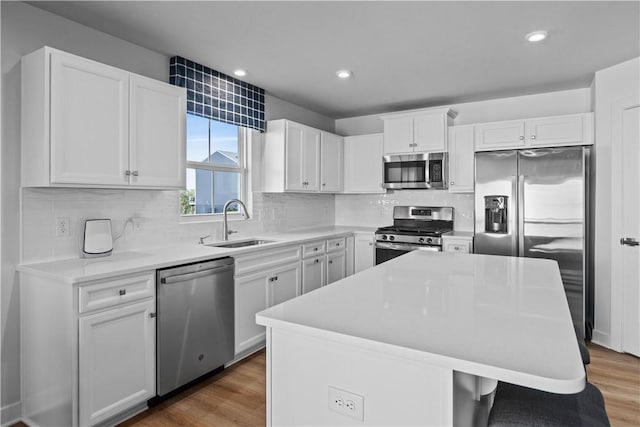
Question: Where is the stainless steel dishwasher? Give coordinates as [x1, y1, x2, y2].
[156, 257, 234, 396]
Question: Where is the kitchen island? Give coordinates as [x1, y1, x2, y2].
[256, 251, 585, 426]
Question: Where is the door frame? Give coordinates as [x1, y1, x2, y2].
[610, 94, 640, 352]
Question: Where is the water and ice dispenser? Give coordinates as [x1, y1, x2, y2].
[484, 196, 508, 233]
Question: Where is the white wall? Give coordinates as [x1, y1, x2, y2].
[592, 57, 640, 350]
[0, 2, 334, 421]
[334, 88, 592, 231]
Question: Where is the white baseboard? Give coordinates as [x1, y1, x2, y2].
[1, 400, 22, 427]
[591, 329, 620, 351]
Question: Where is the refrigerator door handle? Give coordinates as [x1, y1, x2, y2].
[518, 174, 525, 257]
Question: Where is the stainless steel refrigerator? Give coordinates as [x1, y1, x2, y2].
[474, 147, 592, 338]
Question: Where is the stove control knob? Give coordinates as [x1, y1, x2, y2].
[389, 235, 395, 241]
[418, 237, 425, 243]
[382, 235, 388, 240]
[426, 238, 433, 244]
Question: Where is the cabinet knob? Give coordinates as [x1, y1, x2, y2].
[314, 247, 318, 251]
[519, 136, 524, 140]
[531, 135, 536, 140]
[119, 289, 126, 296]
[125, 170, 131, 176]
[132, 170, 139, 176]
[322, 183, 326, 186]
[335, 243, 340, 246]
[149, 312, 157, 318]
[329, 260, 333, 264]
[315, 259, 319, 263]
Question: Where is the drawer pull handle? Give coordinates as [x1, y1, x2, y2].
[119, 289, 126, 296]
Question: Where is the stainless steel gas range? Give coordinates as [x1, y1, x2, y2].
[375, 206, 454, 265]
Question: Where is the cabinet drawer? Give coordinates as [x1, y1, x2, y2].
[326, 237, 346, 252]
[234, 245, 301, 276]
[443, 240, 473, 253]
[302, 240, 326, 258]
[79, 272, 155, 313]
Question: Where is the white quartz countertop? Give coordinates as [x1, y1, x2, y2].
[256, 251, 585, 394]
[17, 226, 373, 284]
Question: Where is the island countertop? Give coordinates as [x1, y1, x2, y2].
[256, 251, 585, 394]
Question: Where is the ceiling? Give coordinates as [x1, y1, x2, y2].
[28, 1, 640, 119]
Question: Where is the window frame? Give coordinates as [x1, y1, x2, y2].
[179, 119, 249, 223]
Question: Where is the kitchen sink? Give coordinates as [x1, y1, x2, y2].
[206, 239, 275, 248]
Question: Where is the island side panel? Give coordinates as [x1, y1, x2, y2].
[268, 328, 454, 426]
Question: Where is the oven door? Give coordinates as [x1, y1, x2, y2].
[375, 241, 441, 265]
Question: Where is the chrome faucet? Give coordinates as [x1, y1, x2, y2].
[223, 199, 250, 241]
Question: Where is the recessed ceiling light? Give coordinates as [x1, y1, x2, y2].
[336, 70, 352, 79]
[526, 31, 548, 42]
[233, 69, 247, 77]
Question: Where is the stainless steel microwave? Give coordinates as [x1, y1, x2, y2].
[382, 152, 448, 189]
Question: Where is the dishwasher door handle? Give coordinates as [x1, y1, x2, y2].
[160, 265, 233, 284]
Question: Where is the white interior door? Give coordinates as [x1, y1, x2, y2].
[620, 103, 640, 356]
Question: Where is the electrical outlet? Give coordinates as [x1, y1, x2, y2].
[56, 217, 70, 237]
[328, 386, 364, 421]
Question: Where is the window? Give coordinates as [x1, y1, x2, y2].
[180, 114, 246, 216]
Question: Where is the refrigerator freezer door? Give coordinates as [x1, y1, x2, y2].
[518, 147, 585, 335]
[474, 151, 518, 256]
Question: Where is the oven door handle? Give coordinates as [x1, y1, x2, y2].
[375, 241, 440, 252]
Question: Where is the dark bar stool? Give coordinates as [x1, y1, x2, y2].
[488, 337, 609, 426]
[487, 381, 610, 427]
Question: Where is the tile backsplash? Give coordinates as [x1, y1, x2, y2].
[21, 188, 335, 263]
[334, 190, 475, 230]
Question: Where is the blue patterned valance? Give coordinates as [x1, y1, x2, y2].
[170, 56, 265, 132]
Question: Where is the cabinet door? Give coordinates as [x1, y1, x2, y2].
[285, 122, 306, 191]
[414, 113, 447, 152]
[235, 271, 269, 354]
[475, 120, 526, 151]
[78, 299, 155, 426]
[50, 52, 129, 185]
[527, 114, 591, 147]
[343, 134, 385, 193]
[448, 125, 475, 193]
[354, 233, 375, 273]
[303, 127, 321, 191]
[384, 116, 414, 154]
[268, 262, 301, 306]
[326, 251, 347, 285]
[302, 256, 325, 294]
[320, 132, 343, 192]
[130, 75, 186, 188]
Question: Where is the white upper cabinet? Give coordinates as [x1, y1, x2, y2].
[21, 47, 186, 188]
[343, 134, 385, 193]
[129, 75, 186, 188]
[320, 131, 344, 192]
[475, 119, 526, 151]
[475, 113, 593, 151]
[448, 125, 475, 193]
[381, 108, 456, 154]
[49, 50, 130, 186]
[263, 119, 343, 193]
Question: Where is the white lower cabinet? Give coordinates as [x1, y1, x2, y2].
[326, 250, 347, 285]
[268, 261, 302, 306]
[20, 270, 156, 427]
[302, 256, 326, 294]
[234, 249, 301, 355]
[234, 270, 270, 355]
[354, 232, 375, 273]
[79, 299, 156, 426]
[442, 235, 474, 253]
